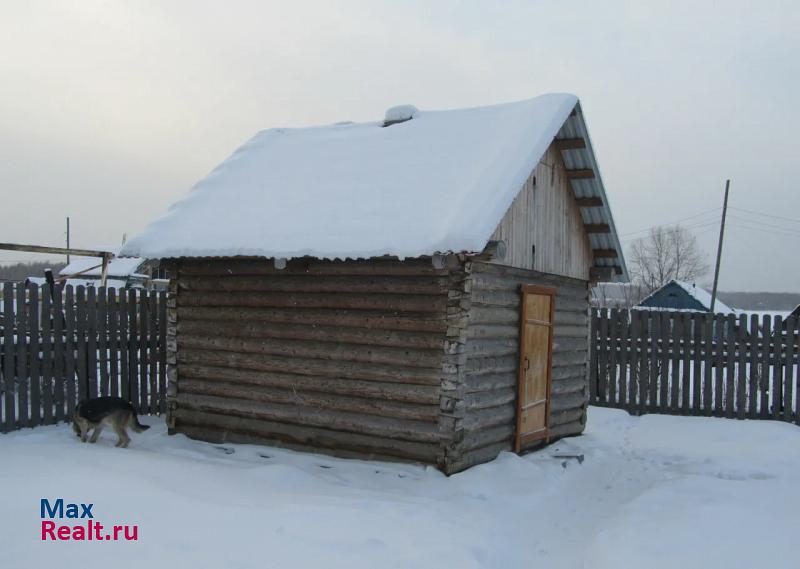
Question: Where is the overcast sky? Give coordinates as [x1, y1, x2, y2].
[1, 0, 798, 292]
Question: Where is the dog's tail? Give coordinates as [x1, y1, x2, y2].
[129, 412, 151, 433]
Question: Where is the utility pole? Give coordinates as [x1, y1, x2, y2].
[710, 179, 730, 313]
[66, 217, 71, 264]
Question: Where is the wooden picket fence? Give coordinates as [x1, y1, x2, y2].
[590, 309, 800, 423]
[0, 282, 168, 433]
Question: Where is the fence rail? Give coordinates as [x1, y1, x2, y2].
[0, 283, 168, 433]
[589, 309, 800, 423]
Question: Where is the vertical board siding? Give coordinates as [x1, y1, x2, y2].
[590, 310, 800, 421]
[0, 285, 168, 432]
[489, 144, 593, 280]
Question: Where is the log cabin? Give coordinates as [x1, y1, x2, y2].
[121, 93, 627, 473]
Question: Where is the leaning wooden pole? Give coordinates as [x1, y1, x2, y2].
[709, 179, 730, 313]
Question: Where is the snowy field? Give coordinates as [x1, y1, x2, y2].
[1, 408, 798, 569]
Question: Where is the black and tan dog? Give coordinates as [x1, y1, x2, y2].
[72, 397, 150, 448]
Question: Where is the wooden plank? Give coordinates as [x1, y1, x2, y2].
[179, 306, 448, 333]
[119, 290, 129, 401]
[139, 291, 149, 413]
[692, 313, 703, 413]
[179, 275, 450, 295]
[607, 309, 618, 405]
[747, 314, 759, 418]
[584, 224, 611, 234]
[680, 313, 691, 413]
[180, 378, 439, 422]
[785, 317, 796, 423]
[554, 137, 586, 150]
[181, 364, 440, 404]
[148, 291, 158, 414]
[628, 310, 640, 410]
[702, 313, 714, 415]
[75, 286, 88, 403]
[724, 314, 736, 418]
[760, 314, 771, 417]
[669, 313, 681, 413]
[648, 312, 661, 413]
[158, 291, 167, 414]
[64, 286, 76, 418]
[597, 309, 609, 403]
[772, 315, 783, 420]
[663, 313, 675, 414]
[128, 289, 147, 413]
[589, 309, 599, 403]
[179, 348, 445, 386]
[0, 242, 111, 258]
[617, 309, 629, 406]
[713, 314, 725, 415]
[174, 409, 440, 462]
[178, 335, 443, 369]
[178, 258, 449, 277]
[128, 289, 139, 407]
[86, 287, 98, 400]
[3, 284, 15, 431]
[575, 197, 603, 207]
[790, 318, 800, 425]
[107, 289, 119, 398]
[28, 285, 41, 427]
[565, 168, 594, 180]
[736, 314, 747, 420]
[97, 287, 109, 397]
[177, 393, 441, 443]
[179, 291, 448, 313]
[178, 319, 444, 350]
[52, 285, 65, 421]
[15, 283, 28, 428]
[41, 286, 53, 425]
[592, 249, 618, 259]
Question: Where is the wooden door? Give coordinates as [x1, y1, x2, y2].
[515, 284, 556, 451]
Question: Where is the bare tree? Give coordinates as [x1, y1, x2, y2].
[629, 225, 710, 292]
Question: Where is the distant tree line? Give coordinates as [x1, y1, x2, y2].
[0, 261, 67, 282]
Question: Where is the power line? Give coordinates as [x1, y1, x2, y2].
[726, 222, 800, 240]
[620, 218, 720, 243]
[621, 207, 722, 237]
[726, 214, 800, 236]
[729, 206, 800, 225]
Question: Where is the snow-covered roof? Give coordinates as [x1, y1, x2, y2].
[121, 93, 626, 277]
[59, 256, 145, 278]
[26, 276, 128, 290]
[637, 280, 735, 314]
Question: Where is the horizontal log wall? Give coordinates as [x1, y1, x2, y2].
[447, 261, 590, 472]
[169, 258, 459, 466]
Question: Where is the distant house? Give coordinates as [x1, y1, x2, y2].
[636, 280, 735, 314]
[24, 255, 167, 291]
[121, 93, 627, 473]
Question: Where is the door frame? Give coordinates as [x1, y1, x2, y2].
[515, 284, 557, 452]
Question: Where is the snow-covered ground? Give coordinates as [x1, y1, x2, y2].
[1, 407, 798, 568]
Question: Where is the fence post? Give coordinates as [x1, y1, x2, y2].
[64, 285, 77, 418]
[3, 283, 16, 432]
[736, 314, 747, 419]
[748, 314, 759, 418]
[15, 283, 29, 429]
[772, 315, 783, 419]
[783, 316, 796, 423]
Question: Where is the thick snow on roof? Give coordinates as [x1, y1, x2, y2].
[59, 256, 144, 278]
[121, 94, 578, 260]
[672, 280, 734, 314]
